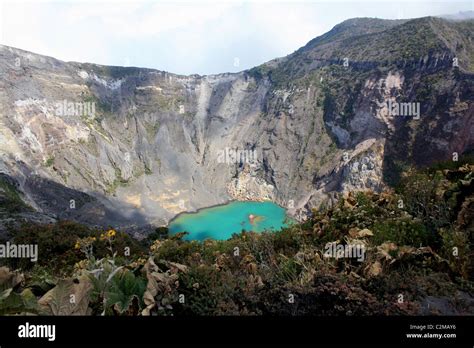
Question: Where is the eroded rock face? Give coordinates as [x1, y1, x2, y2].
[0, 17, 473, 230]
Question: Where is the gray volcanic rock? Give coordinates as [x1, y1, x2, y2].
[0, 16, 473, 231]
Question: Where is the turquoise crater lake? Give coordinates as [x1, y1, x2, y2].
[168, 201, 292, 241]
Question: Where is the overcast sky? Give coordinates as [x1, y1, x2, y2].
[0, 0, 472, 75]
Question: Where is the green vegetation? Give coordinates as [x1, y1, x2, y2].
[247, 64, 272, 81]
[0, 176, 30, 214]
[81, 64, 144, 80]
[331, 17, 445, 63]
[0, 160, 472, 316]
[144, 121, 160, 142]
[144, 166, 153, 175]
[43, 156, 55, 167]
[105, 167, 130, 194]
[81, 93, 113, 118]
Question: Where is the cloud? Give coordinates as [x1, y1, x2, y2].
[0, 0, 472, 75]
[62, 1, 239, 38]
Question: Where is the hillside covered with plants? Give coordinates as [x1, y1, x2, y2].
[0, 159, 473, 316]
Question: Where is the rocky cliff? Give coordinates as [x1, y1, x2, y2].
[0, 16, 473, 233]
